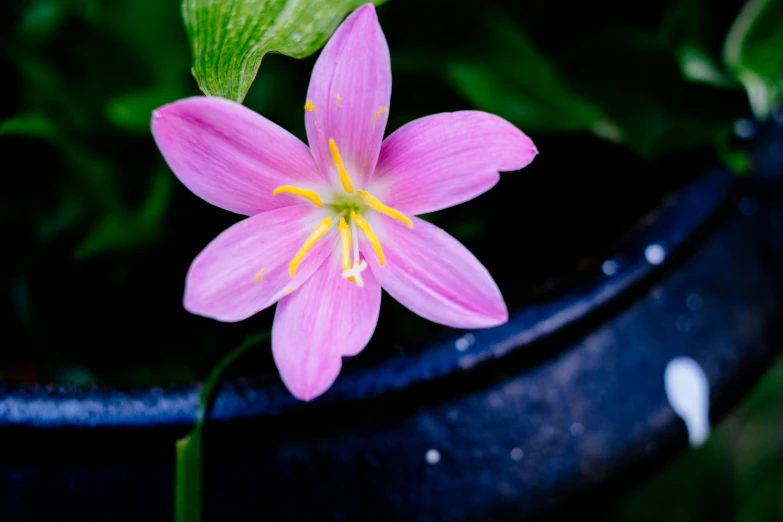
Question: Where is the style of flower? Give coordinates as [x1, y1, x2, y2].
[151, 3, 537, 400]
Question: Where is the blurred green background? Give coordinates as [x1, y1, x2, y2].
[1, 0, 783, 518]
[3, 0, 774, 384]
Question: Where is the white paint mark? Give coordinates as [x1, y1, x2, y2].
[645, 244, 667, 266]
[664, 357, 711, 448]
[425, 449, 441, 465]
[455, 333, 475, 352]
[510, 448, 524, 461]
[602, 260, 618, 276]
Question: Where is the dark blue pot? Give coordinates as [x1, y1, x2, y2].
[2, 117, 783, 522]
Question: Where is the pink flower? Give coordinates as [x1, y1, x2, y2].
[151, 3, 537, 401]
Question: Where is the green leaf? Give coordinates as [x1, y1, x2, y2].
[445, 17, 604, 134]
[175, 332, 270, 522]
[182, 0, 385, 102]
[2, 113, 120, 209]
[559, 26, 739, 158]
[74, 169, 173, 259]
[715, 128, 751, 175]
[105, 87, 181, 132]
[0, 113, 57, 139]
[724, 0, 783, 118]
[658, 0, 734, 88]
[678, 45, 734, 88]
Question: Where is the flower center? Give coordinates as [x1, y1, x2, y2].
[328, 192, 368, 217]
[271, 138, 413, 287]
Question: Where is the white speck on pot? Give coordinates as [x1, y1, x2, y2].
[664, 357, 711, 448]
[455, 333, 475, 352]
[425, 449, 441, 465]
[510, 448, 524, 461]
[570, 422, 585, 437]
[645, 244, 666, 265]
[733, 118, 756, 140]
[487, 393, 504, 407]
[602, 259, 618, 276]
[675, 315, 692, 332]
[686, 293, 703, 311]
[645, 442, 658, 456]
[739, 197, 758, 216]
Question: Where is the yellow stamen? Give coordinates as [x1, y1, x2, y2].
[351, 212, 384, 265]
[356, 190, 413, 228]
[304, 100, 316, 112]
[338, 217, 357, 283]
[338, 218, 352, 272]
[289, 217, 333, 276]
[328, 138, 354, 194]
[272, 185, 323, 207]
[373, 106, 388, 123]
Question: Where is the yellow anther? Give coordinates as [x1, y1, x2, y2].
[289, 217, 333, 276]
[338, 218, 351, 272]
[254, 269, 265, 284]
[272, 185, 323, 207]
[328, 138, 355, 194]
[351, 212, 385, 265]
[356, 190, 413, 228]
[304, 100, 316, 112]
[373, 107, 388, 123]
[335, 93, 342, 105]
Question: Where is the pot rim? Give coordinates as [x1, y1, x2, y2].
[0, 165, 735, 428]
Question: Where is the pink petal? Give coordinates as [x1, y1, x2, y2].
[305, 4, 391, 188]
[371, 111, 537, 215]
[184, 206, 336, 322]
[362, 215, 507, 329]
[272, 254, 381, 401]
[152, 96, 326, 216]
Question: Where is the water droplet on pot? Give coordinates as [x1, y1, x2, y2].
[675, 315, 692, 332]
[739, 197, 758, 216]
[425, 449, 441, 465]
[686, 293, 703, 311]
[733, 118, 756, 139]
[645, 244, 666, 265]
[455, 333, 475, 352]
[602, 259, 618, 276]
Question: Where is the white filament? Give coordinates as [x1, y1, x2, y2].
[342, 216, 368, 286]
[342, 260, 368, 287]
[350, 216, 360, 264]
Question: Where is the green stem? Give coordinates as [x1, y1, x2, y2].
[174, 331, 270, 522]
